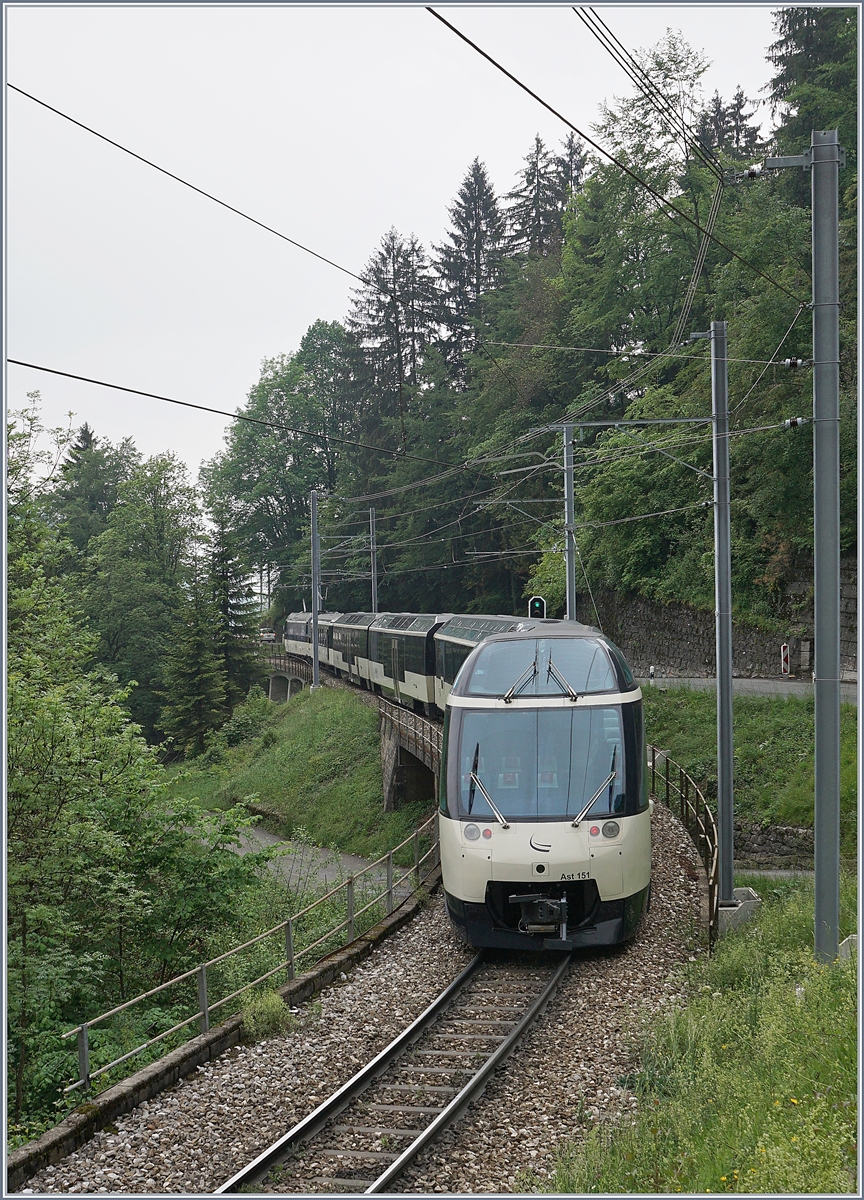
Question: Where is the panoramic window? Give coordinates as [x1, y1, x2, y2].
[464, 638, 616, 696]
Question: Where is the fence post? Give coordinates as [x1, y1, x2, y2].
[678, 765, 684, 820]
[386, 851, 394, 914]
[651, 745, 656, 796]
[434, 810, 440, 868]
[285, 918, 295, 982]
[413, 828, 421, 886]
[197, 964, 210, 1034]
[683, 771, 689, 825]
[347, 876, 355, 943]
[665, 754, 670, 805]
[77, 1024, 90, 1091]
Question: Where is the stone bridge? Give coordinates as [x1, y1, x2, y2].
[260, 649, 441, 812]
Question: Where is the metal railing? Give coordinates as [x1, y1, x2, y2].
[649, 744, 719, 946]
[379, 697, 443, 774]
[61, 813, 440, 1095]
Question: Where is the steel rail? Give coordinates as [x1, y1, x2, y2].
[364, 951, 572, 1193]
[215, 952, 486, 1193]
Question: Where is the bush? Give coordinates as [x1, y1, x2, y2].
[240, 990, 295, 1042]
[222, 687, 272, 746]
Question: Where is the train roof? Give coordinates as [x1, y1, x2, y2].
[449, 623, 632, 699]
[332, 612, 382, 628]
[371, 612, 450, 634]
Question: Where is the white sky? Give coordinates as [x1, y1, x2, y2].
[6, 3, 780, 479]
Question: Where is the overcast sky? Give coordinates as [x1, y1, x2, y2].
[6, 3, 780, 480]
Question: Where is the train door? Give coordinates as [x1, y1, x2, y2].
[391, 640, 401, 703]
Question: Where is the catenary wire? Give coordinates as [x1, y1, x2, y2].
[573, 7, 723, 178]
[730, 304, 810, 417]
[484, 341, 787, 366]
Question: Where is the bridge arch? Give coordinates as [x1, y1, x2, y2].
[268, 673, 305, 703]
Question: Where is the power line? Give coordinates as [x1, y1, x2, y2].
[485, 341, 788, 366]
[7, 83, 375, 292]
[573, 7, 722, 180]
[6, 358, 471, 471]
[426, 7, 802, 305]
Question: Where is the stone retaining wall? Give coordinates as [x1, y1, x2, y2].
[733, 819, 815, 870]
[576, 555, 857, 680]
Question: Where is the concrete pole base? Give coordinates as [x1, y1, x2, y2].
[717, 886, 762, 937]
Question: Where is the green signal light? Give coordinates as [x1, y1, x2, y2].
[528, 596, 546, 619]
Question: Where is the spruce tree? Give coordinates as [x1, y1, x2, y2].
[46, 423, 139, 552]
[553, 132, 588, 209]
[505, 135, 561, 256]
[348, 228, 436, 439]
[209, 526, 261, 711]
[158, 566, 227, 756]
[434, 158, 506, 372]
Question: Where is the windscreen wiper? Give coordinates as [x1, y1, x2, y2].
[503, 657, 537, 703]
[468, 742, 510, 828]
[546, 655, 579, 702]
[571, 745, 617, 827]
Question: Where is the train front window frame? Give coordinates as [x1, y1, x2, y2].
[451, 705, 626, 822]
[463, 638, 617, 697]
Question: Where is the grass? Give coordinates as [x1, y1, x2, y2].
[551, 872, 858, 1195]
[643, 687, 858, 854]
[166, 686, 433, 860]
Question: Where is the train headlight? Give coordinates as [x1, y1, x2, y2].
[602, 821, 620, 839]
[464, 823, 481, 841]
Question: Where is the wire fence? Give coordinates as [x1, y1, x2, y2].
[61, 813, 440, 1096]
[649, 744, 719, 946]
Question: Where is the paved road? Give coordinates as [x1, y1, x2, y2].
[637, 675, 858, 705]
[234, 824, 415, 903]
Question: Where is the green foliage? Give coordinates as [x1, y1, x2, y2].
[219, 686, 273, 746]
[158, 565, 228, 757]
[240, 990, 296, 1042]
[80, 453, 202, 737]
[6, 416, 273, 1135]
[166, 686, 430, 859]
[209, 524, 263, 710]
[642, 687, 858, 853]
[43, 422, 139, 553]
[552, 875, 857, 1195]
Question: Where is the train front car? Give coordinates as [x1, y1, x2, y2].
[439, 624, 651, 951]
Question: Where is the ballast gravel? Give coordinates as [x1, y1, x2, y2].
[21, 802, 701, 1195]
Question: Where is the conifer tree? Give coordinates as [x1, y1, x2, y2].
[209, 526, 261, 711]
[505, 135, 561, 256]
[434, 158, 505, 372]
[348, 229, 436, 407]
[553, 132, 588, 208]
[45, 423, 139, 552]
[158, 565, 227, 756]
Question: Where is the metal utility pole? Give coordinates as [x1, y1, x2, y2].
[757, 130, 843, 960]
[563, 424, 576, 621]
[810, 130, 842, 962]
[370, 507, 378, 614]
[691, 322, 734, 904]
[711, 321, 734, 906]
[310, 489, 321, 690]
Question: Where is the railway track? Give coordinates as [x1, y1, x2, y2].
[217, 950, 571, 1195]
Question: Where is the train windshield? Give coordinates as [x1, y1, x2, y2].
[456, 707, 624, 821]
[463, 638, 616, 696]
